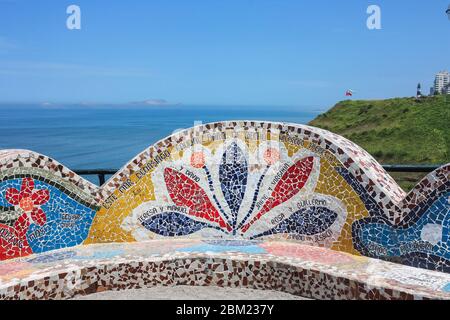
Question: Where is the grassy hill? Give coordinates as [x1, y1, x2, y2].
[308, 95, 449, 190]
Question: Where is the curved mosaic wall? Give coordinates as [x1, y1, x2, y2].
[2, 240, 450, 300]
[0, 122, 448, 274]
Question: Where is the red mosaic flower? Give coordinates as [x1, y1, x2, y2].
[0, 177, 49, 260]
[6, 178, 49, 228]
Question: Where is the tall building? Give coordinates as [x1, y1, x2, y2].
[434, 71, 450, 94]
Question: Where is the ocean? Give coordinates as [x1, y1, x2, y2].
[0, 105, 320, 184]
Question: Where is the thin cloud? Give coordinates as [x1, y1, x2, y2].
[0, 60, 153, 77]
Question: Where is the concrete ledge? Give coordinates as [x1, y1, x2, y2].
[1, 240, 449, 300]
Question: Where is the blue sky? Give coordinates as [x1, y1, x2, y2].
[0, 0, 449, 107]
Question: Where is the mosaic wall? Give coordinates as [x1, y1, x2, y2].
[0, 122, 448, 274]
[0, 150, 99, 260]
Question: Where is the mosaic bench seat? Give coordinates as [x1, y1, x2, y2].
[1, 239, 450, 300]
[0, 121, 449, 299]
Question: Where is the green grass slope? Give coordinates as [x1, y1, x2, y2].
[308, 95, 449, 190]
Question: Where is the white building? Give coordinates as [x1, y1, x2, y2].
[434, 71, 450, 94]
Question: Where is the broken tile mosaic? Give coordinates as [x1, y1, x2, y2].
[0, 121, 448, 295]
